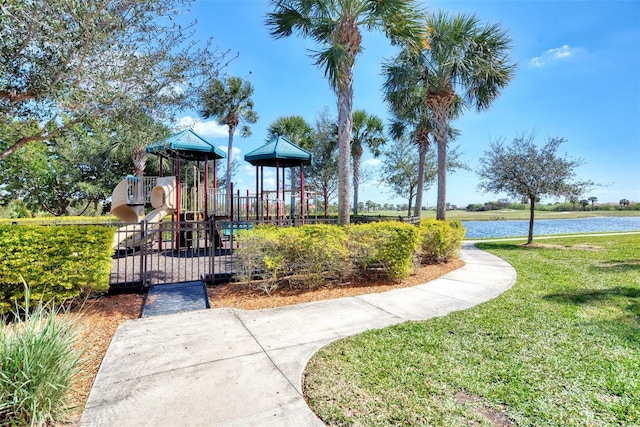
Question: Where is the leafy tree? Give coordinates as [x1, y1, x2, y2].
[0, 124, 126, 216]
[267, 0, 424, 225]
[380, 138, 436, 216]
[306, 109, 339, 217]
[385, 11, 516, 220]
[108, 109, 171, 177]
[580, 199, 590, 210]
[351, 110, 385, 215]
[200, 76, 258, 210]
[0, 0, 230, 161]
[477, 133, 595, 244]
[620, 198, 630, 208]
[588, 196, 598, 210]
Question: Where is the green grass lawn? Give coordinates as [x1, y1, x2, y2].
[304, 234, 640, 426]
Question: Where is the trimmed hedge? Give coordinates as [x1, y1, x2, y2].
[0, 225, 113, 313]
[347, 222, 420, 279]
[236, 222, 425, 290]
[418, 219, 466, 262]
[235, 225, 349, 289]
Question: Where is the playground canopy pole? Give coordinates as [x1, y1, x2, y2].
[204, 155, 209, 220]
[300, 162, 305, 224]
[276, 160, 280, 224]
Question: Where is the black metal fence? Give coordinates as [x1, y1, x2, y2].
[108, 214, 421, 292]
[110, 218, 221, 292]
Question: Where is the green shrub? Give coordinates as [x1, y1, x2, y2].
[418, 219, 466, 263]
[348, 222, 420, 280]
[0, 288, 85, 426]
[0, 225, 113, 313]
[235, 225, 349, 290]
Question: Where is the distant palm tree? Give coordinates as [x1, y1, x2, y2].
[109, 109, 170, 178]
[351, 110, 385, 215]
[200, 76, 258, 210]
[267, 0, 424, 225]
[588, 196, 598, 210]
[266, 115, 314, 149]
[387, 11, 516, 220]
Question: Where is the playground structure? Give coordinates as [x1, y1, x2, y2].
[107, 130, 325, 289]
[109, 130, 320, 254]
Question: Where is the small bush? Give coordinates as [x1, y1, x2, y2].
[0, 225, 113, 313]
[418, 219, 466, 263]
[236, 225, 349, 290]
[348, 222, 420, 280]
[0, 288, 85, 426]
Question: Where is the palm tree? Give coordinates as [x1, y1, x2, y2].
[200, 76, 258, 211]
[266, 115, 314, 149]
[387, 11, 516, 220]
[588, 196, 598, 210]
[267, 0, 424, 225]
[384, 68, 433, 217]
[351, 110, 385, 215]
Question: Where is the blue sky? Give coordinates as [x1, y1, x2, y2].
[174, 0, 640, 207]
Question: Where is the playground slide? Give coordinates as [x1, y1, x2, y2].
[111, 176, 177, 250]
[111, 207, 171, 249]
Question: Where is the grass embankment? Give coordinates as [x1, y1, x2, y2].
[304, 234, 640, 426]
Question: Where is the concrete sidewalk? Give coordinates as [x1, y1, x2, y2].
[81, 242, 516, 426]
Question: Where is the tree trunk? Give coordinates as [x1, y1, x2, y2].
[428, 93, 455, 221]
[413, 140, 428, 217]
[528, 195, 536, 244]
[337, 77, 354, 226]
[352, 148, 361, 215]
[226, 125, 235, 214]
[323, 185, 329, 218]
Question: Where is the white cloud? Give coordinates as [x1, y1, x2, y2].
[173, 116, 229, 138]
[529, 44, 578, 68]
[363, 158, 381, 167]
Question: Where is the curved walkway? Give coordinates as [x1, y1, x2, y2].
[81, 242, 516, 426]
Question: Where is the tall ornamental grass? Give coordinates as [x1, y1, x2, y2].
[0, 287, 85, 427]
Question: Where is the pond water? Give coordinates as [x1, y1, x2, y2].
[462, 216, 640, 239]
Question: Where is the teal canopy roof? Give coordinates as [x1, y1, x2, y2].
[244, 136, 313, 167]
[146, 129, 227, 161]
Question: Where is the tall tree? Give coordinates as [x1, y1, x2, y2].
[267, 0, 424, 225]
[306, 108, 339, 217]
[386, 11, 516, 220]
[0, 0, 230, 161]
[477, 133, 595, 244]
[200, 76, 258, 210]
[351, 110, 385, 215]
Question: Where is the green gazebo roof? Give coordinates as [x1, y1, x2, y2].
[146, 129, 227, 161]
[244, 136, 313, 167]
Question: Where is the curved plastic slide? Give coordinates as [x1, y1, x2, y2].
[112, 207, 171, 249]
[111, 178, 140, 224]
[111, 176, 177, 249]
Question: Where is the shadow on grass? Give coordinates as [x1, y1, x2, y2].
[592, 259, 640, 273]
[544, 286, 640, 345]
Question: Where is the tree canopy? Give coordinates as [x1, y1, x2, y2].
[477, 132, 595, 244]
[0, 0, 231, 160]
